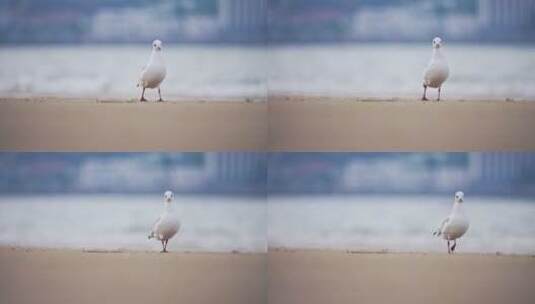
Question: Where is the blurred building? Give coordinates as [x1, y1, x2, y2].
[477, 0, 535, 39]
[1, 153, 534, 195]
[218, 0, 267, 41]
[205, 152, 267, 185]
[2, 0, 535, 43]
[89, 5, 179, 42]
[468, 152, 535, 182]
[479, 0, 535, 28]
[341, 155, 470, 193]
[351, 5, 438, 40]
[268, 153, 535, 195]
[75, 153, 266, 193]
[76, 155, 207, 192]
[88, 0, 267, 42]
[0, 153, 267, 194]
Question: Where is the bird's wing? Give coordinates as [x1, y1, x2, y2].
[148, 216, 162, 238]
[137, 64, 149, 87]
[433, 216, 450, 236]
[152, 215, 162, 231]
[424, 63, 440, 80]
[137, 67, 146, 87]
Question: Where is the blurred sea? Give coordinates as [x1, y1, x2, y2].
[0, 194, 266, 253]
[269, 44, 535, 99]
[0, 45, 267, 101]
[2, 194, 534, 254]
[1, 44, 534, 100]
[269, 195, 535, 254]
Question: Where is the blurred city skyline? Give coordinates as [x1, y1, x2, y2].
[0, 153, 268, 194]
[268, 153, 535, 196]
[1, 0, 534, 43]
[1, 153, 535, 197]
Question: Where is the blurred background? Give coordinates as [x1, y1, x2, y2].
[0, 152, 267, 252]
[0, 0, 534, 98]
[1, 0, 533, 43]
[268, 152, 535, 254]
[2, 152, 535, 254]
[268, 153, 535, 195]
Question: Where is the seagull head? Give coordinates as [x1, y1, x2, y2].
[432, 37, 443, 49]
[454, 191, 464, 203]
[164, 190, 174, 203]
[152, 39, 163, 51]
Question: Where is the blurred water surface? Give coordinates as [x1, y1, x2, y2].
[269, 44, 535, 99]
[269, 195, 535, 254]
[0, 45, 267, 100]
[0, 194, 266, 253]
[1, 194, 534, 254]
[1, 44, 534, 100]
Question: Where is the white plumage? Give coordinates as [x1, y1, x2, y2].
[148, 190, 180, 253]
[433, 191, 470, 254]
[422, 37, 449, 101]
[138, 39, 167, 102]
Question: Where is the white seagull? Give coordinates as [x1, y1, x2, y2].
[137, 39, 167, 102]
[422, 37, 449, 101]
[148, 190, 180, 253]
[433, 191, 470, 254]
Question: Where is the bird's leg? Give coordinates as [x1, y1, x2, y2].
[437, 86, 441, 101]
[161, 239, 168, 253]
[157, 87, 163, 102]
[447, 240, 451, 254]
[421, 84, 428, 101]
[451, 240, 457, 253]
[140, 87, 147, 102]
[160, 240, 166, 253]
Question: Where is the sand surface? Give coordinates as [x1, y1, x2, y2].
[268, 249, 535, 304]
[0, 247, 266, 304]
[269, 96, 535, 150]
[2, 247, 535, 304]
[2, 96, 535, 151]
[0, 98, 267, 151]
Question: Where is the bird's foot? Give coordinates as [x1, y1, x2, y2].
[158, 98, 164, 102]
[160, 249, 167, 253]
[421, 97, 428, 101]
[436, 98, 440, 102]
[140, 98, 147, 102]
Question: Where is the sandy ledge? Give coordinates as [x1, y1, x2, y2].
[269, 95, 535, 151]
[0, 247, 267, 304]
[0, 97, 267, 151]
[2, 96, 535, 151]
[268, 248, 535, 304]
